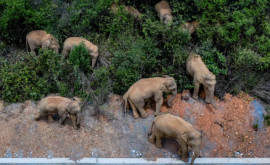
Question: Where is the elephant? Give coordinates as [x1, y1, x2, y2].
[111, 3, 142, 20]
[186, 52, 217, 109]
[148, 114, 202, 165]
[181, 21, 200, 34]
[34, 96, 82, 129]
[62, 37, 99, 68]
[123, 75, 177, 119]
[26, 30, 59, 55]
[155, 0, 173, 24]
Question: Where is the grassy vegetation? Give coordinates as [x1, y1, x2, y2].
[0, 0, 269, 108]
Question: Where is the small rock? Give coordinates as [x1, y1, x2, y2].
[14, 150, 23, 158]
[5, 148, 12, 158]
[130, 149, 142, 158]
[234, 151, 244, 157]
[47, 150, 54, 159]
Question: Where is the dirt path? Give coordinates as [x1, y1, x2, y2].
[0, 91, 269, 160]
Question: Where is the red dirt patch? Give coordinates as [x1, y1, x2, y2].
[160, 91, 270, 157]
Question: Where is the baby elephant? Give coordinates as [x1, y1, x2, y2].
[155, 0, 173, 24]
[186, 52, 217, 109]
[26, 30, 59, 54]
[34, 96, 81, 129]
[148, 114, 202, 165]
[62, 37, 99, 68]
[181, 21, 200, 34]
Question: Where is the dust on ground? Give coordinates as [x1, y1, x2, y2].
[0, 91, 269, 160]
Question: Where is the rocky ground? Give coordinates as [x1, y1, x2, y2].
[0, 91, 269, 161]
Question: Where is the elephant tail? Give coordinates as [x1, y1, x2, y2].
[123, 93, 128, 115]
[26, 37, 29, 52]
[26, 39, 28, 52]
[148, 121, 154, 137]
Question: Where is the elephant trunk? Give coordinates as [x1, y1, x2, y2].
[209, 89, 217, 109]
[54, 49, 59, 54]
[211, 99, 217, 109]
[91, 56, 98, 68]
[167, 89, 177, 107]
[190, 152, 199, 165]
[76, 112, 81, 126]
[190, 144, 201, 165]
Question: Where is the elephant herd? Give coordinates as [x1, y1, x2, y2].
[26, 30, 99, 68]
[33, 51, 216, 165]
[26, 1, 218, 164]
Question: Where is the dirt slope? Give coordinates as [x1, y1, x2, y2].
[0, 91, 269, 160]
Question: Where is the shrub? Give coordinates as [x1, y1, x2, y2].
[0, 0, 54, 44]
[0, 59, 50, 102]
[198, 39, 227, 76]
[90, 66, 112, 105]
[0, 50, 71, 102]
[69, 43, 91, 73]
[111, 34, 161, 94]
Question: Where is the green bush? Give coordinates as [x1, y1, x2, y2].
[111, 34, 161, 94]
[0, 63, 49, 102]
[0, 0, 53, 44]
[0, 50, 72, 102]
[0, 0, 270, 104]
[69, 43, 91, 73]
[90, 66, 112, 105]
[198, 39, 227, 76]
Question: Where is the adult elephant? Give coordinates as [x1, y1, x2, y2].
[123, 75, 177, 119]
[62, 37, 99, 68]
[26, 30, 59, 54]
[148, 114, 202, 165]
[186, 52, 217, 109]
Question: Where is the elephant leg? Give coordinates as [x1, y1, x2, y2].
[59, 113, 67, 126]
[135, 102, 148, 118]
[29, 45, 36, 55]
[204, 86, 210, 103]
[34, 110, 46, 121]
[154, 92, 163, 116]
[34, 113, 41, 121]
[69, 114, 78, 130]
[128, 100, 140, 119]
[180, 140, 189, 162]
[176, 139, 182, 156]
[62, 49, 69, 56]
[48, 115, 54, 123]
[155, 132, 163, 148]
[193, 81, 200, 100]
[91, 56, 98, 68]
[148, 128, 155, 144]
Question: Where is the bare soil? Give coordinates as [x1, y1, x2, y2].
[0, 91, 269, 160]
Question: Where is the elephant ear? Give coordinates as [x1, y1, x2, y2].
[89, 45, 98, 55]
[65, 102, 72, 113]
[72, 97, 82, 104]
[181, 132, 189, 143]
[42, 34, 52, 47]
[159, 83, 167, 92]
[196, 74, 204, 84]
[165, 78, 176, 90]
[204, 74, 216, 87]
